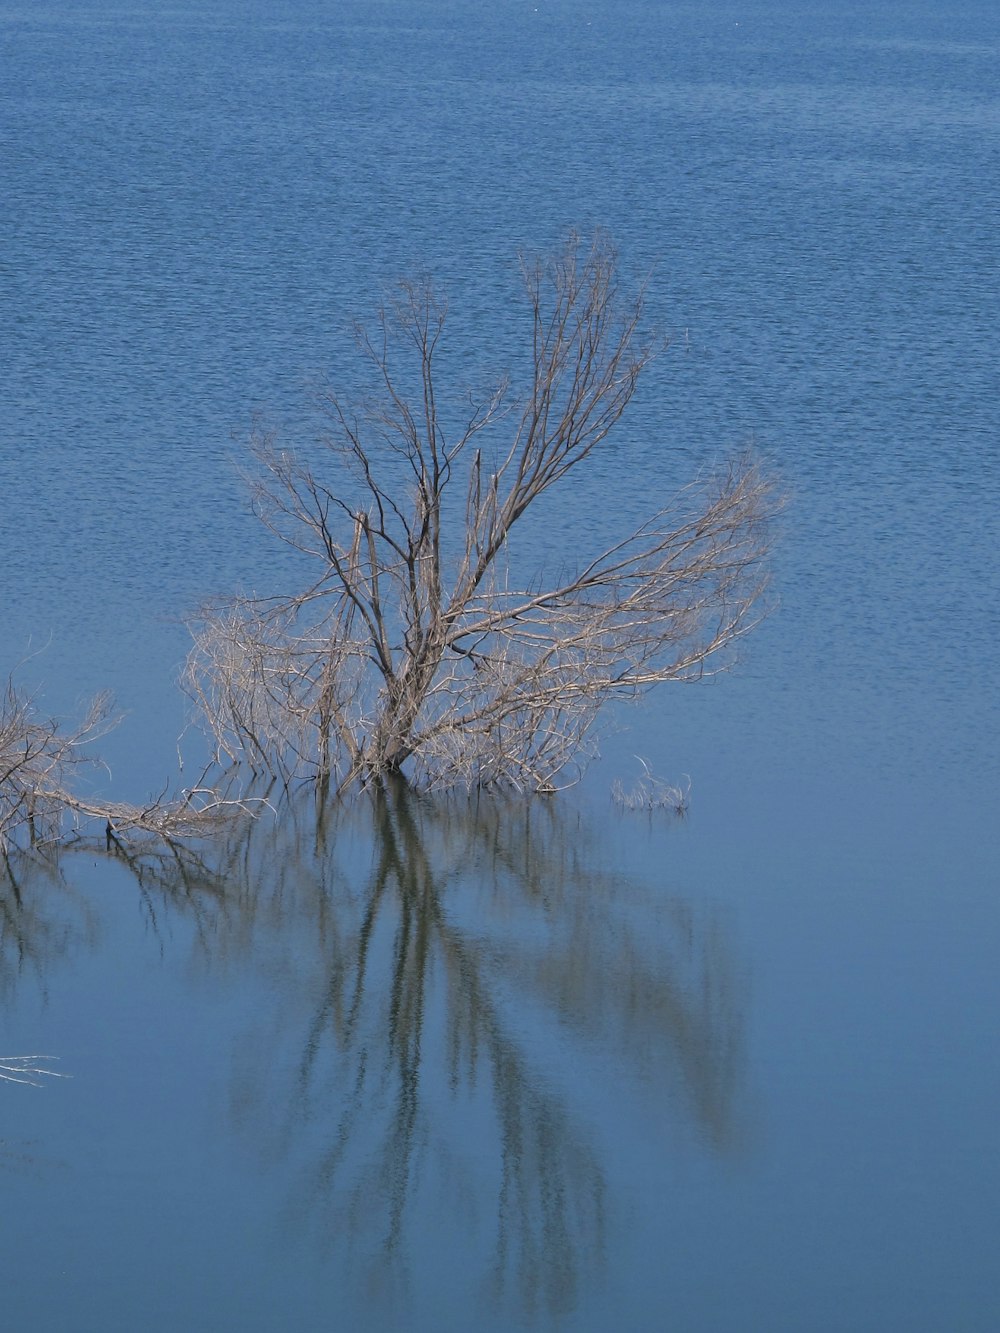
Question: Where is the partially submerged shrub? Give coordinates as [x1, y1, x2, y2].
[612, 758, 690, 814]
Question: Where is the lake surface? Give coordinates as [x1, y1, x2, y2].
[2, 0, 999, 1328]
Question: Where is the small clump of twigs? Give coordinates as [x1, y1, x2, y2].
[612, 758, 690, 814]
[0, 1055, 67, 1087]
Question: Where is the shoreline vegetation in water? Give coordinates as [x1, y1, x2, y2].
[2, 234, 775, 853]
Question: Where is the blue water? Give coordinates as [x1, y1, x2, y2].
[2, 1, 999, 1329]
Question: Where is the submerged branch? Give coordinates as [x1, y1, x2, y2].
[0, 671, 262, 853]
[0, 1055, 67, 1087]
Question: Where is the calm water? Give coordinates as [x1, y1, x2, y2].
[2, 0, 999, 1328]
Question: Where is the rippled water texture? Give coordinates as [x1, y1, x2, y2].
[2, 1, 999, 1328]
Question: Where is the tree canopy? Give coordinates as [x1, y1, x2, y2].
[184, 233, 775, 796]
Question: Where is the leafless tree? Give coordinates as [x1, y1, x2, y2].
[185, 232, 775, 795]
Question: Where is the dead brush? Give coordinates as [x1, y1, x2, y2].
[612, 758, 690, 814]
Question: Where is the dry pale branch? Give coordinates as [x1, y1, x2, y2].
[185, 232, 777, 794]
[0, 1055, 67, 1087]
[0, 677, 117, 850]
[0, 672, 259, 852]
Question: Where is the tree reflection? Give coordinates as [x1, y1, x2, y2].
[0, 848, 99, 1003]
[213, 783, 746, 1318]
[0, 789, 746, 1318]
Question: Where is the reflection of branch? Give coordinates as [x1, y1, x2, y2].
[2, 786, 746, 1318]
[1, 847, 99, 1002]
[0, 835, 245, 1043]
[215, 788, 611, 1307]
[210, 787, 746, 1316]
[79, 835, 243, 961]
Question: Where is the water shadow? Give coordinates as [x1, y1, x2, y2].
[211, 783, 748, 1318]
[0, 787, 748, 1319]
[0, 848, 100, 1006]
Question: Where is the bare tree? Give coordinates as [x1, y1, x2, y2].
[185, 233, 775, 795]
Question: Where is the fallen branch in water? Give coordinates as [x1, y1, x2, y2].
[0, 675, 116, 851]
[0, 1055, 68, 1087]
[0, 671, 263, 852]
